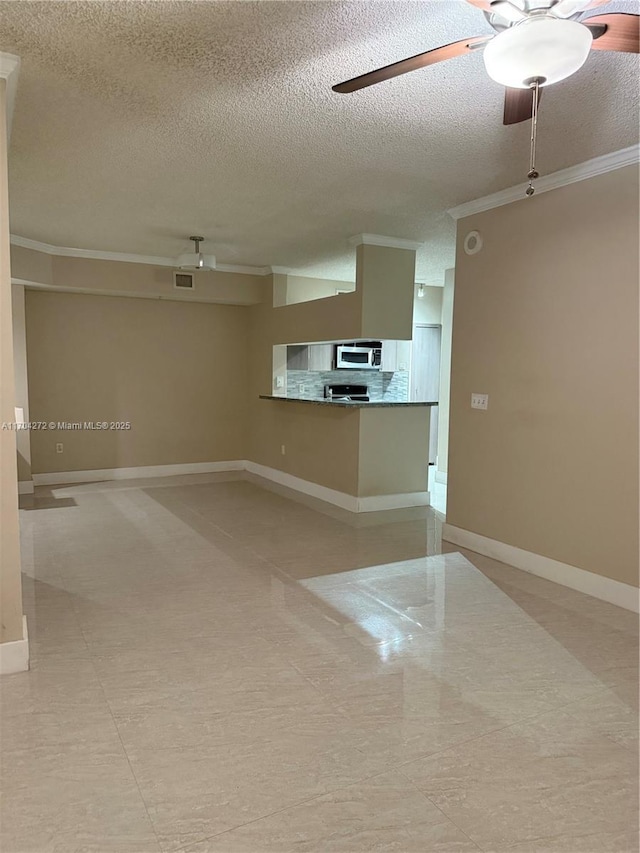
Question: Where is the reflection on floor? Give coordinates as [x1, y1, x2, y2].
[428, 465, 446, 516]
[3, 473, 638, 852]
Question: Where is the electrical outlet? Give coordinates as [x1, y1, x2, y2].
[298, 383, 306, 395]
[281, 444, 286, 456]
[471, 393, 488, 411]
[55, 442, 64, 454]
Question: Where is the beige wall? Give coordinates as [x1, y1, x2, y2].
[447, 166, 639, 587]
[11, 283, 31, 483]
[358, 244, 415, 340]
[286, 275, 355, 305]
[0, 78, 23, 644]
[358, 407, 430, 497]
[251, 400, 361, 495]
[11, 249, 266, 306]
[267, 289, 363, 345]
[26, 290, 250, 473]
[11, 245, 53, 285]
[272, 272, 288, 308]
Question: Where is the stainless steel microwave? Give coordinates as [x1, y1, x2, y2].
[335, 343, 382, 370]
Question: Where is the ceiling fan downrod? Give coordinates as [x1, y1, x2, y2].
[525, 77, 544, 197]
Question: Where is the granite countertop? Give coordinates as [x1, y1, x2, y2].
[259, 395, 437, 408]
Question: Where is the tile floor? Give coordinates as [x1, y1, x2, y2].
[2, 473, 638, 852]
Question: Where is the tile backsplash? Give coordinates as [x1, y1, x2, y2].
[286, 369, 409, 402]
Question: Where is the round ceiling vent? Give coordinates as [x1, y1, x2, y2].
[464, 231, 483, 256]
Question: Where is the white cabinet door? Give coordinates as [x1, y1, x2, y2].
[287, 345, 308, 370]
[395, 341, 411, 373]
[381, 341, 396, 372]
[410, 326, 441, 401]
[308, 344, 333, 371]
[382, 341, 411, 373]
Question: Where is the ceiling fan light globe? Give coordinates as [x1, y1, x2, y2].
[483, 17, 593, 88]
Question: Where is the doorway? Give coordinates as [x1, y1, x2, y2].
[410, 324, 441, 465]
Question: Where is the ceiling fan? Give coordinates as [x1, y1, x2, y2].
[332, 0, 638, 194]
[332, 0, 639, 124]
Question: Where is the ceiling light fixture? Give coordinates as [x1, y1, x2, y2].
[331, 1, 640, 197]
[176, 236, 216, 271]
[417, 283, 425, 299]
[483, 16, 593, 89]
[482, 13, 594, 195]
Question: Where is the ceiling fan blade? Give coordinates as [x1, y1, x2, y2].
[552, 0, 609, 18]
[332, 36, 491, 94]
[503, 86, 543, 125]
[585, 13, 639, 53]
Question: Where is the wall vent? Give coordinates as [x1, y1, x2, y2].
[173, 271, 195, 290]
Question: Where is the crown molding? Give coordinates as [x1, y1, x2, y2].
[10, 234, 272, 277]
[270, 266, 293, 275]
[0, 51, 20, 139]
[448, 145, 640, 221]
[10, 277, 263, 305]
[11, 234, 174, 266]
[348, 233, 423, 251]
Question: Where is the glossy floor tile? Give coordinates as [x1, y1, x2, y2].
[2, 473, 638, 852]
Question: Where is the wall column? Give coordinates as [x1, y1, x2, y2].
[0, 55, 28, 674]
[352, 236, 419, 341]
[436, 267, 454, 482]
[272, 271, 288, 307]
[12, 283, 33, 493]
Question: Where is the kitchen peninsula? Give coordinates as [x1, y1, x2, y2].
[249, 237, 435, 512]
[256, 395, 434, 512]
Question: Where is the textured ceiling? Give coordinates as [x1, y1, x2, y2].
[2, 0, 638, 282]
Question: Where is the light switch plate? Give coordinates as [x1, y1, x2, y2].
[471, 393, 488, 410]
[275, 375, 284, 389]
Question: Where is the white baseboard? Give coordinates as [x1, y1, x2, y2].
[435, 470, 448, 485]
[31, 459, 430, 513]
[443, 523, 639, 613]
[18, 480, 34, 494]
[32, 460, 245, 487]
[357, 491, 430, 512]
[0, 616, 29, 675]
[245, 461, 430, 513]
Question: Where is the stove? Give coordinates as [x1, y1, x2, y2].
[324, 384, 369, 403]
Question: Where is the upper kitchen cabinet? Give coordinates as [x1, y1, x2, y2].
[286, 344, 334, 371]
[308, 344, 334, 371]
[286, 345, 309, 370]
[381, 340, 411, 373]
